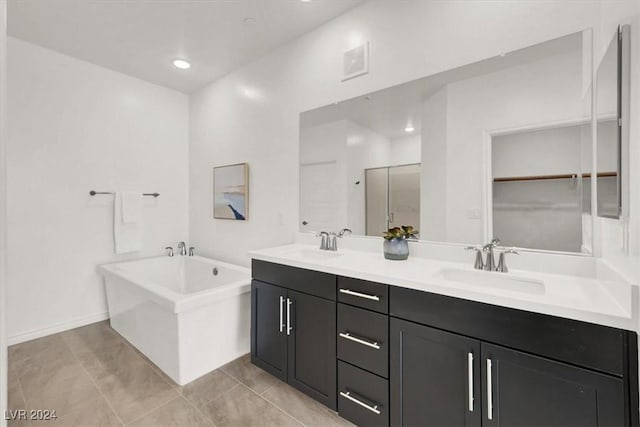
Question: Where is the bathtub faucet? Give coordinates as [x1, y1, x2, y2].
[178, 241, 188, 256]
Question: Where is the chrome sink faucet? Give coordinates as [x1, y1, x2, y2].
[482, 238, 501, 271]
[465, 246, 484, 270]
[496, 249, 519, 273]
[177, 241, 187, 256]
[317, 228, 352, 251]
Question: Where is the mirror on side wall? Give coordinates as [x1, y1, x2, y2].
[299, 30, 595, 254]
[595, 25, 630, 220]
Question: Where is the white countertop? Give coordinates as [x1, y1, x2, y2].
[249, 243, 638, 331]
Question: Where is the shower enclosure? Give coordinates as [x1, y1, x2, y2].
[365, 164, 420, 237]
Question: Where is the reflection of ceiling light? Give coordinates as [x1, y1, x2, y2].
[243, 17, 256, 24]
[173, 59, 191, 69]
[405, 126, 415, 133]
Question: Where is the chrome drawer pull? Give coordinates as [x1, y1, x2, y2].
[487, 358, 493, 420]
[467, 352, 474, 412]
[286, 298, 293, 336]
[339, 288, 380, 301]
[339, 332, 381, 350]
[339, 391, 381, 415]
[279, 296, 285, 333]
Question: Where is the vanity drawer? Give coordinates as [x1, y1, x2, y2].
[338, 303, 388, 378]
[252, 259, 336, 300]
[338, 361, 389, 427]
[338, 276, 388, 314]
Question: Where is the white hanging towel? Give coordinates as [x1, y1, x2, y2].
[114, 191, 142, 253]
[121, 191, 142, 223]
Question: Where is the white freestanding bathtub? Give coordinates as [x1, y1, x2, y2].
[98, 255, 251, 385]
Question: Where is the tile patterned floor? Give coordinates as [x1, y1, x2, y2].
[7, 321, 354, 427]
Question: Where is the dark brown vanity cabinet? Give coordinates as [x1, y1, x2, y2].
[390, 318, 627, 427]
[390, 318, 482, 427]
[251, 260, 337, 410]
[390, 286, 638, 427]
[482, 343, 624, 427]
[251, 260, 638, 427]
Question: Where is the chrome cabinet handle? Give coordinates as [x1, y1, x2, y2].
[286, 298, 293, 336]
[468, 352, 474, 412]
[339, 391, 381, 415]
[487, 358, 493, 420]
[339, 332, 381, 350]
[279, 296, 285, 333]
[339, 289, 380, 301]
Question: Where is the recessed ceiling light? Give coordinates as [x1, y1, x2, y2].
[243, 17, 256, 24]
[173, 59, 191, 69]
[405, 126, 415, 133]
[300, 0, 312, 2]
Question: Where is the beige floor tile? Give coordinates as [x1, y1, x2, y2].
[74, 340, 139, 383]
[7, 368, 31, 427]
[10, 335, 78, 380]
[9, 335, 67, 365]
[181, 368, 239, 411]
[262, 380, 355, 427]
[11, 336, 82, 396]
[31, 394, 122, 427]
[221, 353, 278, 394]
[201, 384, 301, 427]
[22, 370, 102, 415]
[62, 321, 123, 358]
[127, 397, 213, 427]
[7, 323, 358, 427]
[95, 355, 178, 423]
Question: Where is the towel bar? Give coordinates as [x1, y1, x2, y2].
[89, 191, 160, 198]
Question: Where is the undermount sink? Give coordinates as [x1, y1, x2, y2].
[283, 248, 344, 261]
[434, 268, 546, 295]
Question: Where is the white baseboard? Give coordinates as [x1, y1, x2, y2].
[7, 312, 110, 346]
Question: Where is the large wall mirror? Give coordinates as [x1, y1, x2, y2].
[300, 28, 628, 254]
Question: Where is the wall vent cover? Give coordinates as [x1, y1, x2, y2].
[342, 42, 369, 81]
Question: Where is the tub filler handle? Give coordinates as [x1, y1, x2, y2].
[279, 296, 285, 333]
[286, 298, 293, 336]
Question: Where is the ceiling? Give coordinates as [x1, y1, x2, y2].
[8, 0, 364, 93]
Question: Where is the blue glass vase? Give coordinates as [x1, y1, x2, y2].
[383, 237, 409, 260]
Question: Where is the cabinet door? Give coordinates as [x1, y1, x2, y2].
[390, 318, 481, 427]
[250, 280, 287, 381]
[482, 343, 625, 427]
[287, 290, 337, 410]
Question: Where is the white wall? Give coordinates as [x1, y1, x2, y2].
[421, 86, 448, 242]
[0, 0, 7, 423]
[188, 0, 604, 266]
[188, 0, 640, 279]
[345, 121, 390, 235]
[300, 120, 348, 232]
[6, 38, 189, 343]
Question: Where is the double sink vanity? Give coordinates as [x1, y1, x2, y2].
[249, 237, 639, 427]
